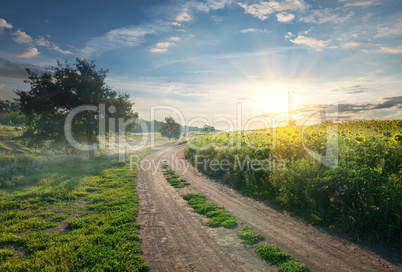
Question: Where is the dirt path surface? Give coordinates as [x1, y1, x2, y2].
[138, 145, 401, 272]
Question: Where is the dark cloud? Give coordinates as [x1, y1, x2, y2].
[371, 95, 402, 110]
[345, 85, 368, 94]
[338, 95, 402, 112]
[0, 58, 41, 79]
[294, 96, 402, 116]
[330, 85, 369, 94]
[290, 95, 402, 123]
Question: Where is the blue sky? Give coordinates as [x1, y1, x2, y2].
[0, 0, 401, 129]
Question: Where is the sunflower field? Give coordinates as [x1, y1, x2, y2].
[185, 120, 402, 246]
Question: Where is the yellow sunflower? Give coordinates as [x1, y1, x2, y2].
[354, 136, 365, 144]
[393, 133, 402, 143]
[289, 139, 295, 145]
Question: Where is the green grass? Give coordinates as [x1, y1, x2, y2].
[162, 164, 189, 188]
[238, 226, 264, 244]
[0, 156, 149, 271]
[256, 244, 309, 272]
[182, 193, 238, 229]
[0, 126, 181, 271]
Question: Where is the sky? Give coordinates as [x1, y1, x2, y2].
[0, 0, 401, 130]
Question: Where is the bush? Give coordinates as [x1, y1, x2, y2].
[238, 226, 264, 244]
[182, 193, 237, 229]
[256, 244, 308, 272]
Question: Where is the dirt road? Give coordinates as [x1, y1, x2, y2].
[137, 145, 401, 272]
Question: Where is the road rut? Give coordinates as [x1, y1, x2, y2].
[137, 145, 401, 272]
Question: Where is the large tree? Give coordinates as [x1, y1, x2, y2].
[158, 116, 181, 140]
[15, 58, 138, 158]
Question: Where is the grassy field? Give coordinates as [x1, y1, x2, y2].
[0, 125, 180, 271]
[185, 120, 402, 247]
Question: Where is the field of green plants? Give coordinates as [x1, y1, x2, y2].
[185, 120, 402, 246]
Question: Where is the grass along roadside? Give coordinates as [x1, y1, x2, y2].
[182, 193, 237, 228]
[181, 193, 308, 270]
[256, 244, 309, 272]
[0, 156, 149, 271]
[238, 226, 264, 245]
[162, 163, 190, 188]
[0, 126, 185, 270]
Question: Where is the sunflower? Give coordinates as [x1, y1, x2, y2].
[393, 133, 402, 143]
[344, 137, 350, 143]
[289, 139, 295, 145]
[354, 136, 365, 144]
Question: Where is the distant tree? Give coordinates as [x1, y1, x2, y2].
[15, 58, 138, 158]
[288, 120, 297, 126]
[159, 116, 181, 140]
[0, 100, 25, 126]
[0, 100, 17, 113]
[201, 125, 215, 134]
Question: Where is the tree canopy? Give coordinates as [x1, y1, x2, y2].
[158, 116, 181, 140]
[15, 58, 138, 158]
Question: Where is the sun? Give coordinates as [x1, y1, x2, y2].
[258, 96, 288, 114]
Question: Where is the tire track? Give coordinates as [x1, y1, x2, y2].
[138, 145, 400, 272]
[138, 148, 275, 272]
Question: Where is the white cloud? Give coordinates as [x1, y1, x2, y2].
[169, 36, 181, 41]
[211, 15, 223, 22]
[276, 12, 295, 23]
[15, 47, 39, 58]
[240, 28, 269, 33]
[340, 0, 382, 8]
[238, 0, 305, 21]
[341, 41, 364, 48]
[379, 46, 402, 54]
[300, 8, 354, 24]
[202, 0, 234, 10]
[35, 36, 72, 54]
[176, 8, 192, 22]
[0, 84, 4, 90]
[81, 24, 167, 56]
[352, 31, 370, 39]
[79, 1, 232, 56]
[341, 41, 382, 49]
[185, 0, 234, 14]
[11, 29, 32, 44]
[0, 18, 13, 34]
[150, 42, 175, 53]
[169, 22, 182, 27]
[290, 35, 332, 50]
[285, 31, 293, 38]
[375, 26, 402, 39]
[238, 2, 274, 20]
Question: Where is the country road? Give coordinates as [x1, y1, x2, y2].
[137, 144, 401, 272]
